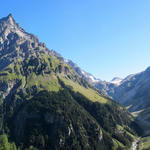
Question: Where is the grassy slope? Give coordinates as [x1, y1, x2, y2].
[0, 53, 108, 104]
[59, 75, 108, 103]
[139, 136, 150, 150]
[58, 78, 138, 149]
[26, 73, 61, 92]
[0, 54, 138, 149]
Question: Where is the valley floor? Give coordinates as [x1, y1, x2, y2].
[138, 136, 150, 150]
[131, 137, 141, 150]
[131, 136, 150, 150]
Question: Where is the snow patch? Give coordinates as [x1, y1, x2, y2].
[81, 71, 85, 75]
[110, 77, 122, 85]
[89, 76, 99, 83]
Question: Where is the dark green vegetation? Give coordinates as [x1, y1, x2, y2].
[0, 14, 142, 149]
[4, 88, 140, 150]
[7, 90, 109, 150]
[139, 136, 150, 150]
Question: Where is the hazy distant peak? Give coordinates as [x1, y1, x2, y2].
[110, 77, 123, 85]
[65, 59, 101, 84]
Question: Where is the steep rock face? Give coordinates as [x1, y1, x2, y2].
[0, 14, 140, 150]
[0, 14, 41, 70]
[94, 80, 117, 97]
[96, 67, 150, 111]
[113, 68, 150, 135]
[0, 14, 65, 106]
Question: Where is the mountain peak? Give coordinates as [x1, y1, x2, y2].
[0, 14, 40, 44]
[111, 77, 122, 81]
[8, 13, 12, 17]
[110, 77, 122, 85]
[0, 13, 16, 26]
[7, 13, 13, 20]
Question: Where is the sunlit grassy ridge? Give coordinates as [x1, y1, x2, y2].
[59, 75, 108, 103]
[0, 59, 107, 104]
[0, 62, 24, 82]
[116, 124, 136, 139]
[26, 73, 61, 92]
[112, 138, 125, 150]
[0, 50, 108, 104]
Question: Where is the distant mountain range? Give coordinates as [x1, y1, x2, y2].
[65, 60, 101, 83]
[67, 60, 150, 135]
[95, 67, 150, 135]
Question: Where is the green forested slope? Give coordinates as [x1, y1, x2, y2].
[0, 14, 141, 150]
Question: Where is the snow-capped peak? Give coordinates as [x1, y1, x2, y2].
[110, 77, 123, 85]
[89, 75, 100, 83]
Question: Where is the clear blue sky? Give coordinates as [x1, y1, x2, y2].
[1, 0, 150, 81]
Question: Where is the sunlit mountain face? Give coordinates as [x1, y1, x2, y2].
[0, 14, 142, 150]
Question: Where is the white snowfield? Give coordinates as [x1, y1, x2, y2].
[110, 77, 123, 85]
